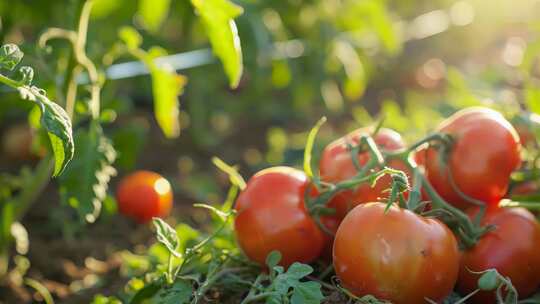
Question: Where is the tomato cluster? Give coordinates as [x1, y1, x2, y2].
[233, 107, 540, 303]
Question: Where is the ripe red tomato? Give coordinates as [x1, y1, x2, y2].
[457, 206, 540, 303]
[116, 171, 173, 223]
[425, 108, 521, 209]
[234, 167, 325, 268]
[333, 202, 460, 304]
[319, 128, 410, 220]
[320, 215, 340, 260]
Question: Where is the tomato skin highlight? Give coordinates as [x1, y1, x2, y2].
[425, 108, 521, 209]
[457, 206, 540, 303]
[333, 202, 460, 304]
[234, 167, 325, 268]
[319, 128, 410, 220]
[116, 171, 173, 223]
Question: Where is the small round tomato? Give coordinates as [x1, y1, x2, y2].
[116, 171, 173, 223]
[425, 108, 521, 209]
[319, 128, 411, 220]
[333, 202, 460, 304]
[457, 206, 540, 303]
[234, 167, 324, 268]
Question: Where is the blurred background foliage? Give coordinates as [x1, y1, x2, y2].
[2, 0, 540, 302]
[1, 0, 540, 226]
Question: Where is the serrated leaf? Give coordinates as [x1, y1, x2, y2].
[267, 262, 322, 304]
[149, 280, 192, 304]
[266, 251, 282, 270]
[0, 44, 24, 70]
[152, 218, 181, 257]
[18, 86, 74, 176]
[291, 281, 324, 304]
[59, 122, 116, 222]
[138, 0, 171, 33]
[191, 0, 243, 88]
[285, 263, 314, 280]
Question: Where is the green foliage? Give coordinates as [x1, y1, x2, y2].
[119, 27, 187, 138]
[0, 44, 24, 70]
[191, 0, 244, 88]
[59, 122, 116, 223]
[138, 0, 171, 33]
[0, 44, 74, 176]
[152, 218, 181, 258]
[147, 49, 187, 139]
[266, 263, 324, 304]
[150, 280, 192, 304]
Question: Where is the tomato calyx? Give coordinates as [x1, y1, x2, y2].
[466, 268, 518, 303]
[385, 133, 492, 249]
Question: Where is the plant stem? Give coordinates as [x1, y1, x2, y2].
[0, 73, 23, 88]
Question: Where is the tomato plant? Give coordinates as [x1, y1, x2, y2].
[457, 206, 540, 303]
[424, 108, 521, 209]
[234, 166, 325, 268]
[116, 171, 173, 223]
[319, 127, 410, 220]
[333, 202, 460, 304]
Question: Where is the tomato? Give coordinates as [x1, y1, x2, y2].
[333, 202, 460, 304]
[320, 215, 340, 260]
[413, 144, 428, 168]
[234, 167, 324, 268]
[1, 124, 41, 161]
[116, 171, 173, 223]
[457, 206, 540, 303]
[425, 108, 521, 209]
[319, 128, 411, 220]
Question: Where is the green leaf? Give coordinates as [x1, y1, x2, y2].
[283, 263, 313, 280]
[0, 44, 24, 70]
[59, 122, 116, 223]
[525, 84, 540, 114]
[119, 26, 143, 51]
[152, 218, 181, 257]
[303, 117, 326, 180]
[149, 280, 192, 304]
[148, 60, 186, 138]
[91, 295, 122, 304]
[190, 0, 244, 88]
[290, 281, 324, 304]
[129, 282, 161, 304]
[91, 0, 125, 19]
[175, 223, 200, 251]
[18, 86, 74, 176]
[266, 262, 323, 304]
[265, 251, 282, 270]
[138, 0, 171, 33]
